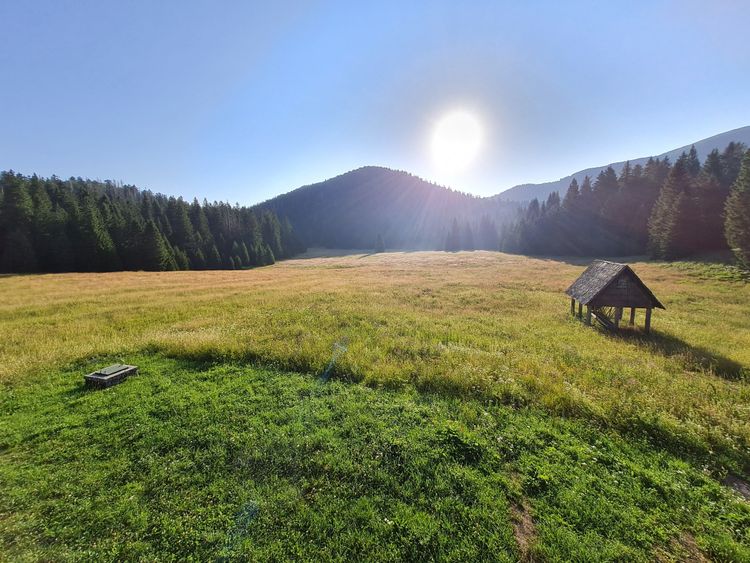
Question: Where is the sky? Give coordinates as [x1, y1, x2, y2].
[1, 1, 749, 204]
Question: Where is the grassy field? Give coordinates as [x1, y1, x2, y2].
[1, 251, 749, 560]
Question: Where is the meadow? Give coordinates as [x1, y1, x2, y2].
[1, 252, 749, 560]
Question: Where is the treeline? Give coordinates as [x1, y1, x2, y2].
[443, 215, 499, 251]
[500, 142, 750, 265]
[260, 166, 516, 250]
[0, 172, 305, 273]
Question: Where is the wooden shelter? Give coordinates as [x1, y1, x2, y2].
[565, 260, 664, 333]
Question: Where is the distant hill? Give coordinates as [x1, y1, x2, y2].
[496, 125, 750, 202]
[256, 166, 516, 250]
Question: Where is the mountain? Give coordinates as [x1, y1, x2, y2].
[256, 166, 517, 250]
[496, 125, 750, 202]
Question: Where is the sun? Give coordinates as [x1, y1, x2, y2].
[430, 110, 483, 176]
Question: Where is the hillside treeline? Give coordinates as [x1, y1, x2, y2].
[0, 172, 304, 273]
[260, 166, 517, 250]
[500, 143, 750, 266]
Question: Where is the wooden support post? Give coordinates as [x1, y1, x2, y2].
[570, 297, 575, 316]
[644, 308, 652, 334]
[629, 307, 636, 326]
[578, 302, 583, 318]
[614, 307, 622, 329]
[585, 305, 592, 326]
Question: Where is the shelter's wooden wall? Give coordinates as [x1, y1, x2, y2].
[590, 270, 654, 308]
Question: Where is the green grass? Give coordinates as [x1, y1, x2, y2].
[1, 251, 750, 560]
[2, 355, 748, 561]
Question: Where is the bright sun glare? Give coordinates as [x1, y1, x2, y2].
[430, 110, 482, 177]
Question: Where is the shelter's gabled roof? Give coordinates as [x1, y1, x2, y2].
[565, 260, 664, 309]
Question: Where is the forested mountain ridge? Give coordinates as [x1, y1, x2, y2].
[496, 125, 750, 203]
[0, 172, 304, 273]
[255, 166, 518, 250]
[501, 142, 750, 264]
[4, 129, 749, 272]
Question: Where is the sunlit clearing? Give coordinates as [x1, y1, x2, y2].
[430, 110, 483, 177]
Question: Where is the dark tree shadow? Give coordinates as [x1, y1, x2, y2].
[602, 327, 746, 381]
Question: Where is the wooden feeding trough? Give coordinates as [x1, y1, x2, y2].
[84, 364, 138, 389]
[565, 260, 664, 333]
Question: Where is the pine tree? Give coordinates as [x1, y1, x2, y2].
[648, 155, 696, 259]
[720, 142, 747, 189]
[477, 215, 498, 250]
[444, 218, 461, 251]
[579, 176, 593, 198]
[593, 167, 619, 207]
[696, 153, 730, 252]
[0, 171, 34, 227]
[685, 145, 701, 177]
[140, 220, 177, 271]
[192, 248, 207, 270]
[206, 244, 222, 269]
[374, 233, 385, 253]
[724, 150, 750, 268]
[164, 199, 194, 261]
[263, 244, 275, 265]
[239, 241, 251, 265]
[562, 178, 579, 210]
[76, 194, 121, 271]
[0, 229, 37, 272]
[174, 247, 190, 270]
[260, 211, 283, 258]
[461, 222, 475, 250]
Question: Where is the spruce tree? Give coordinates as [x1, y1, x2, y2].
[174, 247, 190, 270]
[0, 229, 37, 272]
[239, 241, 251, 265]
[77, 195, 121, 271]
[720, 142, 747, 188]
[648, 155, 696, 259]
[477, 215, 498, 250]
[263, 244, 275, 265]
[206, 244, 222, 269]
[140, 220, 177, 271]
[696, 154, 730, 252]
[461, 222, 475, 250]
[0, 173, 38, 272]
[169, 199, 194, 244]
[0, 171, 34, 228]
[724, 150, 750, 268]
[260, 211, 283, 258]
[562, 179, 579, 210]
[685, 145, 701, 177]
[374, 233, 385, 253]
[444, 218, 461, 251]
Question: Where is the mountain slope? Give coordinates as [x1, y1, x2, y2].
[256, 166, 517, 249]
[497, 125, 750, 202]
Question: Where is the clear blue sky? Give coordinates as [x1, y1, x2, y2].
[1, 1, 749, 204]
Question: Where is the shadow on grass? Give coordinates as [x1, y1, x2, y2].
[606, 327, 746, 381]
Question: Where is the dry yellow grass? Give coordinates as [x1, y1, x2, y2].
[1, 251, 749, 469]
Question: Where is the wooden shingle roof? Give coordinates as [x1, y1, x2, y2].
[565, 260, 664, 309]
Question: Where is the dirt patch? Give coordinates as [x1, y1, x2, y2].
[675, 533, 710, 563]
[656, 532, 710, 563]
[723, 473, 750, 501]
[511, 501, 537, 562]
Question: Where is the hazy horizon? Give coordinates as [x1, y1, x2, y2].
[2, 1, 750, 204]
